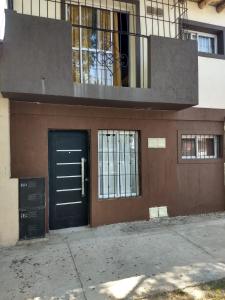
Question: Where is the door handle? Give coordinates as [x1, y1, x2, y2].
[81, 157, 86, 197]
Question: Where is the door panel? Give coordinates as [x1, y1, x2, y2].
[55, 177, 82, 190]
[56, 151, 82, 163]
[49, 131, 89, 230]
[55, 190, 83, 204]
[55, 164, 82, 176]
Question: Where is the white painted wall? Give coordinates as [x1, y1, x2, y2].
[198, 57, 225, 109]
[0, 97, 19, 247]
[188, 1, 225, 27]
[187, 1, 225, 109]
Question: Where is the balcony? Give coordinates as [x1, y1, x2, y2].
[0, 0, 198, 109]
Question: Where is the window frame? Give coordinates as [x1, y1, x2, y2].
[181, 134, 219, 160]
[66, 3, 136, 87]
[178, 131, 223, 164]
[181, 19, 225, 59]
[67, 4, 114, 86]
[98, 129, 140, 200]
[185, 30, 218, 54]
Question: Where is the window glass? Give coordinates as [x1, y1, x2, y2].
[197, 137, 215, 157]
[98, 130, 139, 199]
[181, 138, 196, 158]
[198, 35, 215, 54]
[205, 138, 215, 156]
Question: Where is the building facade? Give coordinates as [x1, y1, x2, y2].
[0, 0, 224, 246]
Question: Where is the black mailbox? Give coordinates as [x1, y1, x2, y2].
[19, 178, 45, 240]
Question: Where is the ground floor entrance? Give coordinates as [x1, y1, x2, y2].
[9, 101, 225, 230]
[48, 131, 89, 230]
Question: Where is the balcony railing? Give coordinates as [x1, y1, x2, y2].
[9, 0, 188, 88]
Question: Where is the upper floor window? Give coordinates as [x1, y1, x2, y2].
[181, 134, 221, 160]
[67, 5, 130, 87]
[185, 31, 217, 54]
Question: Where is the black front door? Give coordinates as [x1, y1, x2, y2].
[49, 131, 89, 230]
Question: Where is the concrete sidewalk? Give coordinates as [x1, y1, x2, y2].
[1, 213, 225, 300]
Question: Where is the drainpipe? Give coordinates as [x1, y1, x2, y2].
[7, 0, 13, 10]
[61, 0, 65, 20]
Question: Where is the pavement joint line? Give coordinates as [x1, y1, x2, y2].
[65, 239, 88, 300]
[169, 227, 218, 260]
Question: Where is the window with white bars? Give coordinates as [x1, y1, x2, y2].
[98, 130, 139, 199]
[181, 134, 221, 160]
[184, 31, 218, 54]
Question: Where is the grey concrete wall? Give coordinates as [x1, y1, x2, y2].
[0, 10, 73, 96]
[148, 35, 199, 107]
[0, 10, 198, 109]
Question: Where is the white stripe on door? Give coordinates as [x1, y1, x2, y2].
[56, 162, 81, 165]
[56, 175, 81, 179]
[56, 149, 82, 152]
[56, 188, 81, 192]
[56, 201, 82, 206]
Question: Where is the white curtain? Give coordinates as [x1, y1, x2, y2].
[98, 130, 139, 198]
[0, 0, 7, 40]
[198, 36, 214, 54]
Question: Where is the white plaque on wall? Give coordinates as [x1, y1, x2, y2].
[148, 138, 166, 149]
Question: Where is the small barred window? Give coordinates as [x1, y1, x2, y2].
[181, 134, 221, 160]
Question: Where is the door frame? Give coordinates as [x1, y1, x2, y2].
[48, 129, 91, 230]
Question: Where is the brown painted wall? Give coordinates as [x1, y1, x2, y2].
[10, 101, 225, 228]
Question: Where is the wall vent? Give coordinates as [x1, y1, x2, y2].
[149, 206, 168, 219]
[146, 6, 164, 17]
